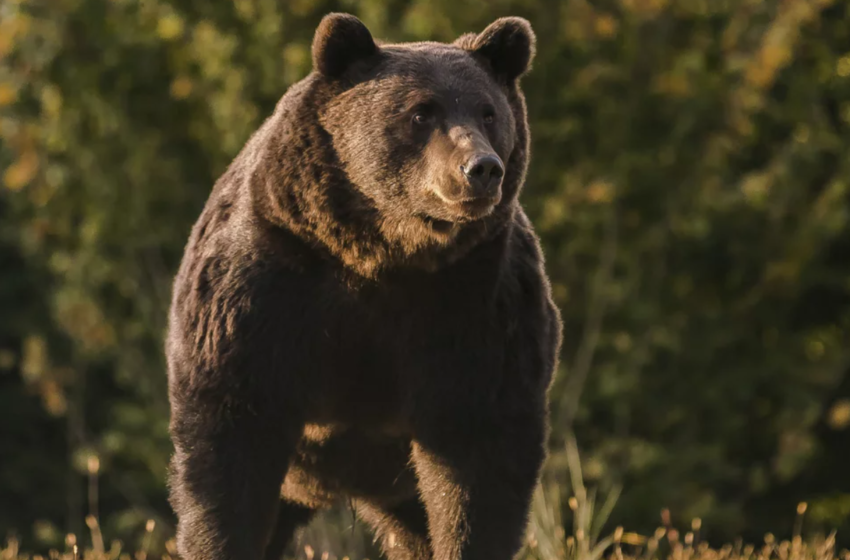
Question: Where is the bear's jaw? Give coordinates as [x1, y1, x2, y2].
[426, 185, 501, 222]
[417, 214, 457, 237]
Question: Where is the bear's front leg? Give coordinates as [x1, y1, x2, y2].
[169, 397, 302, 560]
[411, 404, 547, 560]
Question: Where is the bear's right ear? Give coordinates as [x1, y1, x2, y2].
[312, 13, 378, 78]
[460, 17, 536, 83]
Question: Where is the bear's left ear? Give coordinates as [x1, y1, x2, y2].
[460, 17, 536, 83]
[312, 13, 378, 78]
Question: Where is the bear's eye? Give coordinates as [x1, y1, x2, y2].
[412, 112, 432, 126]
[483, 109, 496, 125]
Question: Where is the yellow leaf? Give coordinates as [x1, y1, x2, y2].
[828, 400, 850, 430]
[21, 335, 48, 382]
[594, 14, 618, 39]
[741, 171, 771, 203]
[41, 84, 63, 116]
[0, 32, 12, 59]
[653, 73, 691, 97]
[586, 180, 614, 203]
[3, 150, 38, 190]
[157, 13, 185, 40]
[0, 83, 17, 106]
[170, 76, 193, 99]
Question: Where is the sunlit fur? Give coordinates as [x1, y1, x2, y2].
[166, 13, 561, 560]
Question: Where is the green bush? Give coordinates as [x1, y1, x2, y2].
[1, 0, 848, 554]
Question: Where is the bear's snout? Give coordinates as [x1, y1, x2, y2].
[462, 153, 504, 200]
[432, 152, 503, 219]
[429, 150, 505, 221]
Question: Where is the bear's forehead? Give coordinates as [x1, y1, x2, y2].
[373, 44, 497, 100]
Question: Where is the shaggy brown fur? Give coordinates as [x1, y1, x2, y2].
[166, 13, 561, 560]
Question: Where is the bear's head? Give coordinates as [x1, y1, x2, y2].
[255, 13, 535, 276]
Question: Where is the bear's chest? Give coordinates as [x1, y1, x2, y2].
[303, 267, 507, 431]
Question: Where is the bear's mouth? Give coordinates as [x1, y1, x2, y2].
[418, 215, 456, 235]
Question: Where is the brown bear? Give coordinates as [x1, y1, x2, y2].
[166, 12, 561, 560]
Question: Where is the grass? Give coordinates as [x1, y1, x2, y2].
[520, 434, 848, 560]
[6, 495, 847, 560]
[521, 485, 847, 560]
[4, 436, 848, 560]
[3, 517, 846, 560]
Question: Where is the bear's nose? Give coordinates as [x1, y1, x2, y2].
[462, 154, 505, 197]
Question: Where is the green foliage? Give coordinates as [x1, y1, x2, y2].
[1, 0, 849, 555]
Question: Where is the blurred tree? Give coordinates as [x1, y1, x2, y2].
[0, 194, 67, 547]
[1, 0, 849, 554]
[530, 0, 850, 543]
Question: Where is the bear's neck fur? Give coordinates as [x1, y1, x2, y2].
[242, 73, 530, 279]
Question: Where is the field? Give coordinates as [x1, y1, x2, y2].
[4, 436, 846, 560]
[4, 465, 847, 560]
[2, 513, 845, 560]
[3, 0, 850, 557]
